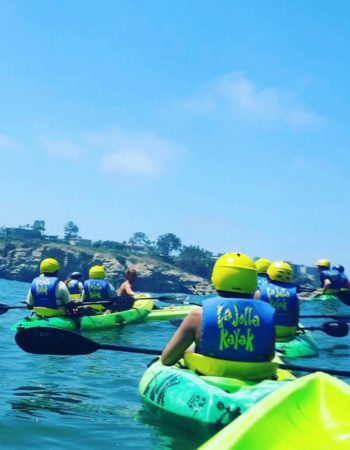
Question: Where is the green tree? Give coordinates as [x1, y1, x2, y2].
[64, 221, 79, 240]
[178, 245, 214, 278]
[31, 220, 46, 235]
[129, 232, 151, 247]
[156, 233, 182, 257]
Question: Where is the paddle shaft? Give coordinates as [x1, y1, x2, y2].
[278, 363, 350, 377]
[300, 314, 350, 321]
[15, 328, 350, 377]
[65, 344, 350, 376]
[169, 318, 349, 337]
[99, 343, 161, 355]
[0, 294, 188, 314]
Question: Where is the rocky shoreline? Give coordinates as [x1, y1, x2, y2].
[0, 239, 214, 294]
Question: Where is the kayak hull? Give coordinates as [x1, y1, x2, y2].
[146, 304, 200, 321]
[198, 372, 350, 450]
[12, 299, 153, 331]
[300, 294, 338, 301]
[139, 357, 294, 436]
[275, 328, 319, 358]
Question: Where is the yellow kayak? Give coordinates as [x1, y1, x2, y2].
[198, 371, 350, 450]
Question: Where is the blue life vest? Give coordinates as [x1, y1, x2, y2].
[199, 297, 275, 363]
[257, 274, 269, 289]
[67, 279, 81, 295]
[31, 276, 59, 309]
[83, 279, 109, 301]
[319, 270, 342, 290]
[340, 273, 349, 289]
[259, 282, 298, 328]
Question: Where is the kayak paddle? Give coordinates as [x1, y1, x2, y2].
[302, 320, 349, 337]
[300, 314, 350, 321]
[0, 303, 27, 315]
[336, 289, 350, 306]
[14, 327, 350, 377]
[169, 319, 349, 337]
[0, 294, 189, 316]
[162, 290, 350, 308]
[15, 327, 161, 356]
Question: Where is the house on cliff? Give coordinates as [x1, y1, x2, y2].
[0, 227, 42, 240]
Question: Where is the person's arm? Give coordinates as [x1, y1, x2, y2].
[322, 278, 331, 293]
[254, 290, 261, 300]
[57, 282, 76, 309]
[161, 309, 201, 366]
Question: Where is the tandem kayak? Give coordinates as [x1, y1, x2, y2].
[198, 371, 350, 450]
[139, 353, 294, 437]
[12, 298, 153, 332]
[275, 327, 319, 358]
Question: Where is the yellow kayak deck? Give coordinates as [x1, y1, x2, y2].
[199, 371, 350, 450]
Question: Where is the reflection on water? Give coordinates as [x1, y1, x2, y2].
[137, 406, 207, 450]
[11, 384, 97, 419]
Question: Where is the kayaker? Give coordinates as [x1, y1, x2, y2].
[64, 271, 84, 302]
[332, 265, 350, 289]
[26, 258, 75, 317]
[161, 252, 276, 366]
[255, 258, 271, 289]
[116, 268, 137, 297]
[81, 265, 116, 313]
[316, 259, 342, 294]
[254, 261, 299, 340]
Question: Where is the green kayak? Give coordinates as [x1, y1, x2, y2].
[275, 327, 319, 358]
[146, 304, 200, 321]
[198, 371, 350, 450]
[139, 355, 294, 436]
[12, 298, 153, 332]
[300, 294, 338, 301]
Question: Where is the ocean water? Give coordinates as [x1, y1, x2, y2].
[1, 278, 350, 450]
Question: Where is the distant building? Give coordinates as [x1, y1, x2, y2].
[2, 227, 42, 240]
[44, 235, 59, 241]
[122, 243, 148, 254]
[75, 238, 92, 247]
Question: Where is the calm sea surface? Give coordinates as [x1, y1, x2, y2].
[1, 278, 350, 449]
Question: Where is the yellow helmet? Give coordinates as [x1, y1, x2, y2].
[40, 258, 60, 274]
[211, 252, 257, 294]
[267, 261, 293, 283]
[89, 265, 105, 279]
[316, 259, 330, 269]
[255, 258, 271, 274]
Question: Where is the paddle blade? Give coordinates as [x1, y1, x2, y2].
[322, 321, 349, 337]
[15, 327, 100, 355]
[0, 304, 10, 315]
[337, 290, 350, 306]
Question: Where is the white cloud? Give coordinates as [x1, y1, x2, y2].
[100, 150, 160, 175]
[86, 129, 183, 176]
[183, 72, 324, 129]
[0, 134, 21, 151]
[39, 128, 184, 176]
[40, 137, 83, 159]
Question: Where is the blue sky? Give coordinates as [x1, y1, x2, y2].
[0, 1, 349, 269]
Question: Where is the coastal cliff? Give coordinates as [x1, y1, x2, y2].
[0, 239, 214, 294]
